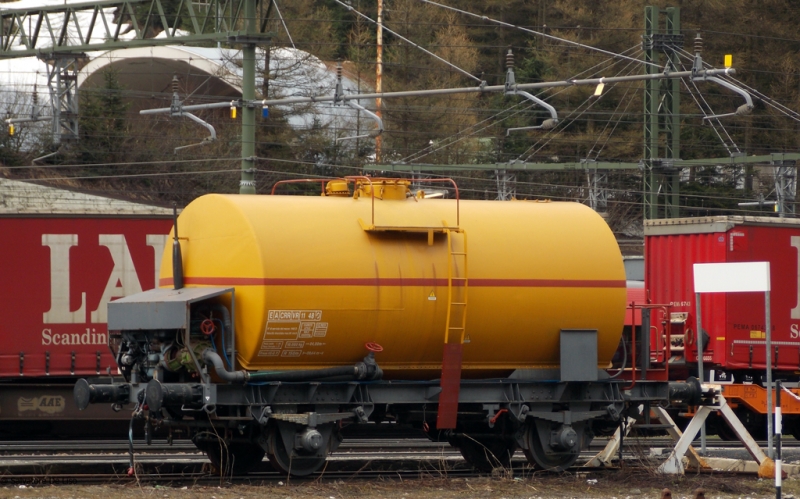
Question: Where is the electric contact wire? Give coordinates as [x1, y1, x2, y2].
[585, 64, 640, 160]
[674, 51, 738, 153]
[260, 157, 742, 209]
[331, 0, 483, 84]
[513, 48, 645, 162]
[515, 49, 644, 164]
[675, 56, 741, 155]
[416, 0, 661, 69]
[3, 157, 241, 170]
[398, 100, 536, 164]
[231, 158, 783, 211]
[722, 77, 800, 123]
[5, 168, 241, 182]
[399, 45, 646, 165]
[676, 47, 800, 123]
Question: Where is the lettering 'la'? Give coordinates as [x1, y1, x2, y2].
[41, 328, 108, 345]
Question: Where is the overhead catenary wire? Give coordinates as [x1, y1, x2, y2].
[398, 100, 536, 164]
[514, 49, 645, 164]
[415, 0, 662, 69]
[586, 68, 639, 161]
[5, 154, 787, 216]
[674, 51, 742, 155]
[676, 46, 800, 124]
[398, 44, 646, 165]
[271, 0, 296, 50]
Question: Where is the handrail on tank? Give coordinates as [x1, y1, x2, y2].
[343, 176, 461, 229]
[269, 176, 462, 228]
[270, 178, 336, 195]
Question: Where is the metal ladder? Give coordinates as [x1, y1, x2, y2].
[445, 228, 469, 346]
[437, 228, 468, 429]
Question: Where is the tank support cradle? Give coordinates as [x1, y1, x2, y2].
[587, 384, 773, 475]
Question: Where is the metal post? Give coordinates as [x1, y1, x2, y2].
[643, 6, 659, 220]
[767, 289, 774, 458]
[239, 0, 257, 194]
[776, 379, 782, 499]
[375, 0, 384, 164]
[775, 160, 797, 217]
[665, 7, 681, 219]
[694, 291, 706, 454]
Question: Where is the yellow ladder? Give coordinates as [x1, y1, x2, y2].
[444, 229, 468, 345]
[437, 228, 468, 429]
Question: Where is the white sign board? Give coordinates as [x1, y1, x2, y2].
[693, 262, 771, 293]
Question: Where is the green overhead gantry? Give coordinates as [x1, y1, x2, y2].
[366, 154, 800, 215]
[1, 0, 273, 193]
[643, 6, 682, 220]
[367, 154, 800, 173]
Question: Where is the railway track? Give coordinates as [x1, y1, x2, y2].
[0, 436, 793, 485]
[0, 436, 796, 455]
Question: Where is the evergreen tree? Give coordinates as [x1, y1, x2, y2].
[76, 69, 130, 172]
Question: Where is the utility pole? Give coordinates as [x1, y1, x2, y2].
[238, 0, 258, 194]
[375, 0, 384, 163]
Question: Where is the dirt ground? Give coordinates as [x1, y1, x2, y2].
[1, 470, 798, 499]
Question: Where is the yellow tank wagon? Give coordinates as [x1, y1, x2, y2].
[77, 177, 684, 478]
[158, 178, 626, 379]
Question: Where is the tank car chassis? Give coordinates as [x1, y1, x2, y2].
[74, 286, 694, 476]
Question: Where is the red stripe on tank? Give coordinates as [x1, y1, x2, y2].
[160, 277, 626, 288]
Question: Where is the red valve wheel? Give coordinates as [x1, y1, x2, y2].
[200, 319, 216, 336]
[365, 342, 383, 353]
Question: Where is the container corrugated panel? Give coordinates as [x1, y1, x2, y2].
[0, 180, 173, 378]
[645, 216, 800, 372]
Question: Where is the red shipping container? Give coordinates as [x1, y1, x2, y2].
[645, 216, 800, 374]
[0, 180, 173, 378]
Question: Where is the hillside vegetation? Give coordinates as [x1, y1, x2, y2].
[1, 0, 799, 226]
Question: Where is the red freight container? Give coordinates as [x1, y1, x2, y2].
[0, 179, 173, 379]
[645, 216, 800, 374]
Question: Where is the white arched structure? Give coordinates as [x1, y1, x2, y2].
[80, 45, 372, 134]
[79, 46, 243, 103]
[2, 44, 375, 148]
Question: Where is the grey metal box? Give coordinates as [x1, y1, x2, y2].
[108, 287, 233, 330]
[559, 329, 598, 382]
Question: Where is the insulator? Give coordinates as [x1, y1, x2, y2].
[506, 49, 514, 69]
[32, 84, 38, 105]
[735, 103, 754, 116]
[172, 75, 179, 94]
[540, 118, 558, 130]
[337, 62, 343, 78]
[694, 33, 703, 54]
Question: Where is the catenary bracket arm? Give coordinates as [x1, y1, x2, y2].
[693, 71, 754, 119]
[503, 49, 558, 134]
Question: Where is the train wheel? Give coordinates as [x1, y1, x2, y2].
[522, 421, 580, 472]
[457, 436, 516, 472]
[204, 441, 265, 475]
[266, 424, 327, 477]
